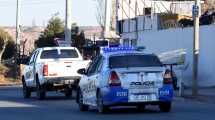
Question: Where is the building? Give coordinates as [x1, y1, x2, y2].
[114, 0, 215, 87]
[115, 0, 205, 46]
[79, 26, 102, 40]
[117, 0, 196, 20]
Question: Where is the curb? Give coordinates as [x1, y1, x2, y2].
[0, 83, 22, 87]
[174, 94, 215, 104]
[183, 95, 215, 104]
[173, 96, 188, 102]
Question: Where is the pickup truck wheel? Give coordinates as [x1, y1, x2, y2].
[137, 105, 146, 111]
[78, 90, 88, 111]
[97, 92, 109, 114]
[36, 79, 46, 100]
[22, 79, 31, 98]
[159, 102, 172, 112]
[65, 89, 72, 98]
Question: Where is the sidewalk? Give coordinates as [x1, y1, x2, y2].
[174, 87, 215, 104]
[0, 83, 21, 86]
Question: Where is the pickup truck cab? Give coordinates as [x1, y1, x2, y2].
[22, 47, 90, 100]
[76, 47, 173, 113]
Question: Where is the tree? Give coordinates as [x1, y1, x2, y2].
[0, 28, 14, 61]
[35, 17, 86, 50]
[35, 16, 64, 48]
[71, 23, 86, 51]
[72, 31, 86, 50]
[2, 40, 16, 60]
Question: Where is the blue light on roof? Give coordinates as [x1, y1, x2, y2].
[102, 47, 135, 53]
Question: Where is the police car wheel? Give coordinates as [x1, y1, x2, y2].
[159, 102, 171, 112]
[78, 90, 89, 111]
[97, 92, 109, 113]
[22, 78, 31, 98]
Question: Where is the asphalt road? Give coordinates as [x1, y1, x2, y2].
[0, 86, 215, 120]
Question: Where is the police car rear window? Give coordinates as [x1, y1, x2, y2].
[109, 54, 162, 68]
[40, 49, 79, 59]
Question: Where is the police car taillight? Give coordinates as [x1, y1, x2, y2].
[163, 70, 172, 84]
[43, 64, 48, 76]
[109, 71, 121, 86]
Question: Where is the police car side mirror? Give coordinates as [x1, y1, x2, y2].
[77, 68, 86, 75]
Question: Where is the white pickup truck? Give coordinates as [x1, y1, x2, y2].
[21, 47, 90, 100]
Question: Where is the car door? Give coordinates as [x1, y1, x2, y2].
[80, 56, 98, 105]
[85, 55, 103, 106]
[32, 51, 40, 86]
[81, 59, 96, 105]
[28, 51, 39, 87]
[25, 52, 36, 86]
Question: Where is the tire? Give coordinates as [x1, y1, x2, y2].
[136, 105, 145, 111]
[159, 102, 172, 112]
[36, 77, 46, 100]
[173, 77, 179, 90]
[22, 78, 31, 98]
[65, 89, 72, 98]
[97, 91, 109, 114]
[78, 90, 89, 111]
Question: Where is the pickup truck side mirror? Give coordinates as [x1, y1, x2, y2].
[77, 68, 86, 75]
[26, 57, 31, 65]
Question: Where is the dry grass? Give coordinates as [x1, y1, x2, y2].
[0, 64, 21, 85]
[0, 75, 21, 85]
[0, 75, 11, 84]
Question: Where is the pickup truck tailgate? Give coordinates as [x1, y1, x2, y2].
[46, 60, 90, 77]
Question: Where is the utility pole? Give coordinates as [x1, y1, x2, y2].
[192, 0, 200, 96]
[16, 0, 21, 49]
[65, 0, 72, 46]
[15, 0, 21, 78]
[104, 0, 107, 42]
[135, 0, 138, 47]
[115, 0, 119, 34]
[104, 0, 111, 46]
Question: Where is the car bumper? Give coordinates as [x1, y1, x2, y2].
[44, 76, 81, 85]
[101, 85, 173, 106]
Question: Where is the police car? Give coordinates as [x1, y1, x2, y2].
[76, 47, 173, 113]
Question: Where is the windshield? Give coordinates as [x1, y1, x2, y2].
[109, 54, 163, 68]
[40, 49, 79, 59]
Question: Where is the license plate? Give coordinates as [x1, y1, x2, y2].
[128, 94, 157, 102]
[65, 80, 74, 84]
[129, 88, 158, 94]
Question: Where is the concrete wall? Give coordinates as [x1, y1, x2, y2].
[122, 24, 215, 87]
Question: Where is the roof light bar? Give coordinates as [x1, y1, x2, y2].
[102, 47, 135, 53]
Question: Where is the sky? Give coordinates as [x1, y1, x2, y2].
[0, 0, 98, 27]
